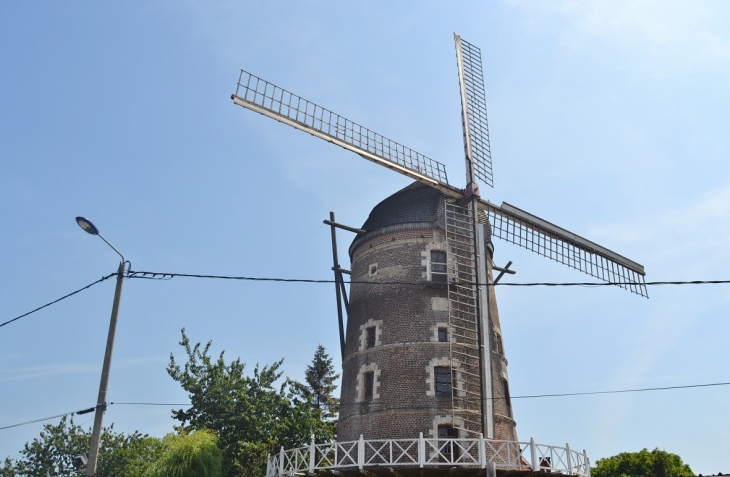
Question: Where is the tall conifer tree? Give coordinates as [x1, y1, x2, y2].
[298, 345, 340, 421]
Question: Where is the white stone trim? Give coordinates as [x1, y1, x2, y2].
[429, 322, 455, 343]
[428, 414, 465, 439]
[425, 357, 463, 397]
[431, 297, 449, 312]
[356, 363, 381, 402]
[368, 263, 378, 276]
[493, 325, 505, 356]
[359, 318, 383, 350]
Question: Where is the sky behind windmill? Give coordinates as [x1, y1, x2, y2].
[1, 1, 729, 472]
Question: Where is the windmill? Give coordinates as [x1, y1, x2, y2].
[231, 34, 646, 476]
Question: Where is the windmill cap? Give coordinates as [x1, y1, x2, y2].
[349, 182, 445, 258]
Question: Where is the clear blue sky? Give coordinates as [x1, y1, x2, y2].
[2, 1, 729, 472]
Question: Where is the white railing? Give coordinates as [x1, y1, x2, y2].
[265, 434, 591, 476]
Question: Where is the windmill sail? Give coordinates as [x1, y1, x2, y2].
[231, 63, 649, 298]
[477, 199, 648, 297]
[232, 70, 462, 198]
[455, 34, 493, 188]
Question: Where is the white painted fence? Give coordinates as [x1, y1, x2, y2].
[266, 434, 591, 476]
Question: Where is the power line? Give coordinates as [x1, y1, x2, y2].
[114, 380, 730, 407]
[111, 402, 190, 406]
[4, 381, 728, 432]
[508, 381, 730, 399]
[127, 270, 730, 288]
[0, 404, 182, 432]
[0, 406, 94, 431]
[4, 270, 730, 331]
[0, 273, 116, 329]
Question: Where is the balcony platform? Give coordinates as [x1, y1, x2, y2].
[266, 434, 591, 477]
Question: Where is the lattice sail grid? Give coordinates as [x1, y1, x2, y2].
[456, 37, 493, 188]
[445, 201, 484, 435]
[480, 204, 648, 297]
[234, 70, 449, 185]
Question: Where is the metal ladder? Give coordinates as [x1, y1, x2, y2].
[444, 200, 484, 436]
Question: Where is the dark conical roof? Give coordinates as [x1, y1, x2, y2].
[360, 182, 444, 231]
[349, 182, 444, 258]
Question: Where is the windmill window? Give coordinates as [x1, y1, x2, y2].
[434, 366, 455, 395]
[438, 327, 448, 342]
[431, 250, 447, 283]
[503, 378, 512, 416]
[364, 371, 374, 400]
[369, 263, 378, 276]
[366, 327, 376, 348]
[359, 319, 382, 350]
[438, 425, 459, 461]
[494, 329, 505, 356]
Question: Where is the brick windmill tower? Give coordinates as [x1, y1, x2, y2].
[336, 180, 516, 445]
[232, 34, 646, 476]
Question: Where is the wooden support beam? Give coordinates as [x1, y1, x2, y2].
[493, 261, 516, 284]
[328, 211, 347, 360]
[332, 266, 352, 275]
[324, 219, 365, 234]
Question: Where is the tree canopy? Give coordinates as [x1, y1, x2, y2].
[592, 448, 694, 477]
[166, 328, 336, 477]
[294, 344, 340, 424]
[2, 334, 337, 477]
[144, 430, 222, 477]
[0, 415, 161, 477]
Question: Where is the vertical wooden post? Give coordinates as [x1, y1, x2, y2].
[530, 438, 538, 471]
[279, 446, 285, 475]
[418, 432, 425, 468]
[309, 438, 315, 472]
[478, 433, 486, 468]
[358, 435, 365, 470]
[329, 211, 346, 360]
[566, 443, 573, 475]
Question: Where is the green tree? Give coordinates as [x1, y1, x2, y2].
[0, 415, 161, 476]
[145, 430, 221, 477]
[592, 448, 694, 477]
[166, 329, 335, 477]
[295, 344, 340, 421]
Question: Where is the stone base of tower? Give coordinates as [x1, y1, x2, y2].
[265, 434, 591, 477]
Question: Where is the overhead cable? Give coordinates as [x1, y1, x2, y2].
[0, 273, 116, 329]
[4, 270, 730, 331]
[506, 381, 730, 399]
[4, 381, 728, 432]
[115, 380, 730, 407]
[127, 270, 730, 288]
[0, 406, 94, 431]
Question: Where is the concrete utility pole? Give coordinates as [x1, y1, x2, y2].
[75, 217, 126, 477]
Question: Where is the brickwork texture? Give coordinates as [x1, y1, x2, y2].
[336, 184, 518, 443]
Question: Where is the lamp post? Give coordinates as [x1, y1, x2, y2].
[75, 217, 126, 477]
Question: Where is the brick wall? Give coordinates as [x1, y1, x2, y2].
[337, 200, 518, 443]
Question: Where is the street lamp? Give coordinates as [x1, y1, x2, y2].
[75, 217, 126, 477]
